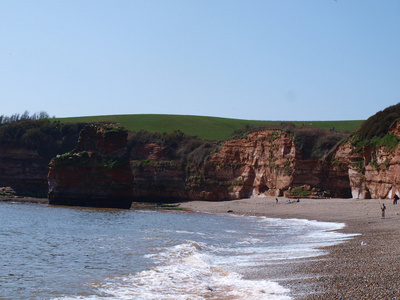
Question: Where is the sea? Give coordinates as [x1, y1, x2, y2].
[0, 202, 357, 300]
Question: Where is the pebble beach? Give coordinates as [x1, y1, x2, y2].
[179, 197, 400, 299]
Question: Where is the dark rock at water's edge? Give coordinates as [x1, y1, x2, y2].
[48, 125, 134, 209]
[48, 195, 132, 209]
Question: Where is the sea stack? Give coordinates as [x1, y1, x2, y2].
[48, 124, 133, 208]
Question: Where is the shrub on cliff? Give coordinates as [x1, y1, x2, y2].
[51, 151, 129, 169]
[359, 103, 400, 139]
[128, 129, 218, 165]
[232, 122, 349, 159]
[231, 122, 297, 139]
[350, 103, 400, 154]
[294, 126, 348, 159]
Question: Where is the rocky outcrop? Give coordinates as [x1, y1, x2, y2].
[48, 125, 133, 208]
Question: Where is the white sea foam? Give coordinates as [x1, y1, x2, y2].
[53, 215, 358, 300]
[175, 230, 207, 236]
[96, 241, 291, 300]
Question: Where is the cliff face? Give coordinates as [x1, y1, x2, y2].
[130, 129, 352, 201]
[330, 121, 400, 199]
[27, 120, 400, 203]
[207, 130, 296, 198]
[0, 146, 49, 196]
[48, 125, 133, 208]
[0, 120, 84, 197]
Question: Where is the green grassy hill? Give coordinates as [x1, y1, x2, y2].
[58, 114, 364, 140]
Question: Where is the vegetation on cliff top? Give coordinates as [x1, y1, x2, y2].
[232, 122, 350, 159]
[359, 103, 400, 139]
[0, 111, 53, 124]
[350, 103, 400, 153]
[51, 151, 129, 169]
[3, 105, 398, 163]
[0, 119, 87, 159]
[293, 126, 349, 159]
[128, 129, 218, 166]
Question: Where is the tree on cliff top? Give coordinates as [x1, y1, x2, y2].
[0, 111, 52, 125]
[359, 103, 400, 139]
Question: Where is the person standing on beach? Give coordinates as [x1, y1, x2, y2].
[393, 194, 399, 205]
[381, 204, 386, 218]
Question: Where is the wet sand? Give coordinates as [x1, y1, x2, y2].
[179, 197, 400, 299]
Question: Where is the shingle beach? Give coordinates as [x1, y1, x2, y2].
[179, 197, 400, 299]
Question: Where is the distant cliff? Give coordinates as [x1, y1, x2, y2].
[48, 125, 133, 208]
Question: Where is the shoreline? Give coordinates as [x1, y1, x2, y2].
[3, 196, 400, 298]
[0, 196, 49, 204]
[179, 197, 400, 299]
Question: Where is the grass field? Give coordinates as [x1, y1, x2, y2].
[58, 114, 364, 140]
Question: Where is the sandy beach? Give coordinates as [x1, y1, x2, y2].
[179, 197, 400, 299]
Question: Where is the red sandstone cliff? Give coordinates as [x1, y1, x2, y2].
[207, 130, 296, 198]
[330, 121, 400, 199]
[0, 146, 49, 196]
[41, 121, 400, 203]
[48, 125, 133, 208]
[130, 129, 352, 201]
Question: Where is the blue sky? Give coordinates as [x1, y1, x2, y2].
[1, 0, 399, 121]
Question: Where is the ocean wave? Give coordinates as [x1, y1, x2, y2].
[96, 241, 291, 300]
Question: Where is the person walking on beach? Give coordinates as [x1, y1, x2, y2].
[381, 204, 386, 218]
[393, 194, 399, 205]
